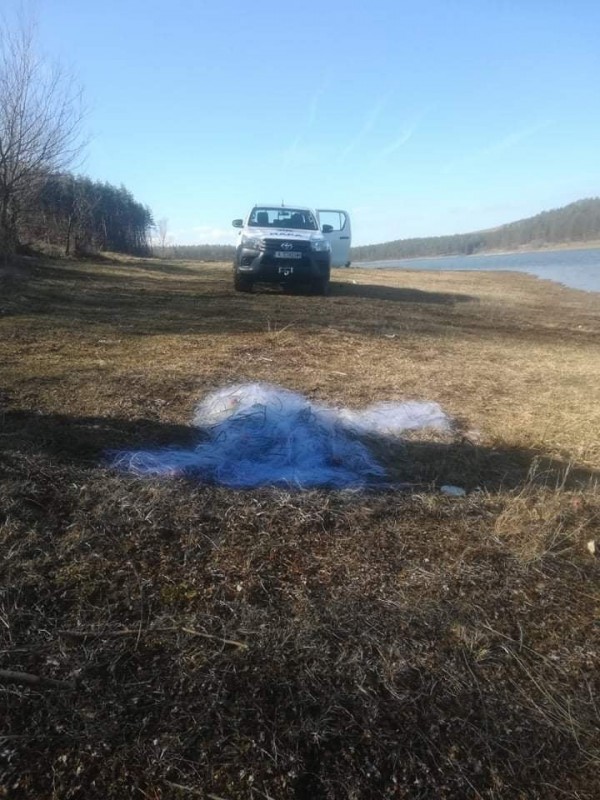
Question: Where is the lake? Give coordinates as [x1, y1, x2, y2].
[357, 247, 600, 293]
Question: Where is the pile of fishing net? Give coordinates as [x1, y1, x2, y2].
[113, 383, 450, 489]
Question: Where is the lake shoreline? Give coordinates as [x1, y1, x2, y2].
[352, 244, 600, 292]
[355, 240, 600, 266]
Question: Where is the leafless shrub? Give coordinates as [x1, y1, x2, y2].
[0, 11, 85, 256]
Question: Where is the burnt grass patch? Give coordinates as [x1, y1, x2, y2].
[1, 257, 599, 798]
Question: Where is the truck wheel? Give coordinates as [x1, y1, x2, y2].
[312, 276, 330, 296]
[234, 274, 253, 293]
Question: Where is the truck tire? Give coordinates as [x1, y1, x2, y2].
[234, 274, 253, 293]
[311, 275, 330, 296]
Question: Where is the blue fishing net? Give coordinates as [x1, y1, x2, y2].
[112, 383, 450, 489]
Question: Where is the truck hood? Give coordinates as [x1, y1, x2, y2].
[244, 226, 324, 242]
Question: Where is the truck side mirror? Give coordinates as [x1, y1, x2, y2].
[232, 219, 244, 228]
[322, 224, 333, 233]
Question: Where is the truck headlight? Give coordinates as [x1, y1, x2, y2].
[242, 235, 262, 249]
[310, 238, 331, 252]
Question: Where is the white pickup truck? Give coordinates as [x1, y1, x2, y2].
[231, 205, 351, 294]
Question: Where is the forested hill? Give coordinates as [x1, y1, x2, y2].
[351, 198, 600, 262]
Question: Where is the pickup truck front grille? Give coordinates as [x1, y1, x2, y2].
[262, 239, 311, 253]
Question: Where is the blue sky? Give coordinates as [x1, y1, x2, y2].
[16, 0, 600, 245]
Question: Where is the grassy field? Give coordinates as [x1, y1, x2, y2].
[1, 256, 599, 799]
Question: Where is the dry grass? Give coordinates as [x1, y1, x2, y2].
[0, 255, 599, 799]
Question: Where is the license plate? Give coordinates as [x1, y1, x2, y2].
[275, 251, 302, 259]
[278, 266, 294, 276]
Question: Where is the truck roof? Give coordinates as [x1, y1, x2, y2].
[253, 204, 313, 211]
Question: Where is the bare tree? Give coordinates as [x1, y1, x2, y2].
[157, 217, 169, 253]
[0, 13, 85, 257]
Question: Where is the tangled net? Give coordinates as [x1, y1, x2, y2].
[112, 383, 450, 489]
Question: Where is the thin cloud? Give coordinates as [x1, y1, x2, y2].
[306, 80, 326, 129]
[281, 136, 303, 170]
[377, 124, 417, 159]
[281, 77, 330, 171]
[374, 109, 430, 161]
[443, 121, 552, 173]
[338, 93, 392, 161]
[480, 121, 552, 158]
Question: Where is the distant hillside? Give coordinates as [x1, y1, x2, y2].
[351, 198, 600, 262]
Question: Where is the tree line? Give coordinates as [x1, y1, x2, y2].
[157, 244, 235, 261]
[27, 173, 153, 256]
[351, 198, 600, 262]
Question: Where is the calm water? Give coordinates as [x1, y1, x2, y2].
[358, 247, 600, 293]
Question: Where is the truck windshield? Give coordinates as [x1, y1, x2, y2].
[249, 207, 318, 230]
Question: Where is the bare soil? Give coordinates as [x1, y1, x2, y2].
[1, 256, 599, 799]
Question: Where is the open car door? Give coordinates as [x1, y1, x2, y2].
[317, 209, 351, 267]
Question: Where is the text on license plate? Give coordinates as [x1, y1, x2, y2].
[275, 251, 302, 259]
